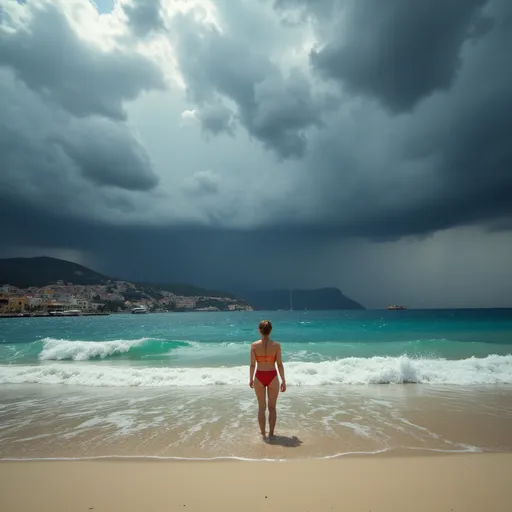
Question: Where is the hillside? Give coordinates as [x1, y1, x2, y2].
[0, 257, 110, 288]
[238, 287, 364, 310]
[137, 282, 237, 299]
[0, 258, 362, 309]
[0, 257, 237, 299]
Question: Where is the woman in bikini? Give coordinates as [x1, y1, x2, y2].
[249, 320, 286, 438]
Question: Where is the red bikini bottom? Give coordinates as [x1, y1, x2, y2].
[255, 369, 278, 387]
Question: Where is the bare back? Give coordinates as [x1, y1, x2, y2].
[252, 339, 280, 371]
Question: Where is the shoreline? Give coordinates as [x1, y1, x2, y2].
[0, 312, 111, 318]
[0, 310, 254, 318]
[1, 453, 511, 512]
[0, 446, 491, 463]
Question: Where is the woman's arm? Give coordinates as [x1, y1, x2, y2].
[276, 343, 286, 392]
[249, 345, 256, 388]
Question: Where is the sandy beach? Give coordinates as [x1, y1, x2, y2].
[1, 453, 511, 512]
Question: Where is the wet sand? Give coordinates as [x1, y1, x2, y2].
[1, 454, 511, 512]
[2, 384, 512, 460]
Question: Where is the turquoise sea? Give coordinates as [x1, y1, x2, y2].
[1, 310, 512, 460]
[1, 309, 512, 384]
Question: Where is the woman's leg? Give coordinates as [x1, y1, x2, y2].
[267, 376, 280, 437]
[254, 377, 267, 436]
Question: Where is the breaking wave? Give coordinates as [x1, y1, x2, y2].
[38, 338, 158, 361]
[1, 354, 511, 386]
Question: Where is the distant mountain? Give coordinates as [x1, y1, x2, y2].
[0, 257, 238, 299]
[238, 287, 364, 310]
[0, 257, 110, 288]
[0, 258, 362, 308]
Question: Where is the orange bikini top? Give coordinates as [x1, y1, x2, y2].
[255, 354, 277, 363]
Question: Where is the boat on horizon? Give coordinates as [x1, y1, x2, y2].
[132, 306, 149, 314]
[387, 305, 406, 310]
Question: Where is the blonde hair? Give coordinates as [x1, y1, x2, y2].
[259, 320, 272, 336]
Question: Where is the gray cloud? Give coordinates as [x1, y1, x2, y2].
[0, 68, 157, 226]
[172, 13, 331, 157]
[122, 0, 164, 37]
[271, 0, 512, 240]
[196, 102, 236, 136]
[308, 0, 492, 112]
[0, 2, 164, 120]
[273, 0, 338, 23]
[0, 0, 161, 219]
[54, 117, 159, 191]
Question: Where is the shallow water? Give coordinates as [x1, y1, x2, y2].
[1, 384, 512, 460]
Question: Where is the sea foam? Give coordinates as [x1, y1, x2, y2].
[1, 354, 511, 386]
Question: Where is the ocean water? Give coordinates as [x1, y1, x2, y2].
[1, 310, 512, 460]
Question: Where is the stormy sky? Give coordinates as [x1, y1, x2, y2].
[1, 0, 512, 308]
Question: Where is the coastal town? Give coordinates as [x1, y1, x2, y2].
[0, 280, 253, 316]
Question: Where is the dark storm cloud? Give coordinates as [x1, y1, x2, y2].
[267, 0, 512, 239]
[4, 195, 512, 309]
[0, 70, 158, 198]
[54, 117, 159, 191]
[172, 14, 331, 158]
[385, 1, 512, 235]
[300, 0, 493, 112]
[0, 194, 334, 291]
[1, 0, 512, 308]
[297, 84, 512, 239]
[122, 0, 164, 37]
[0, 2, 164, 120]
[0, 1, 161, 217]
